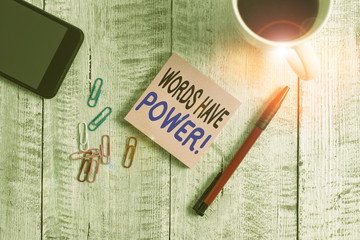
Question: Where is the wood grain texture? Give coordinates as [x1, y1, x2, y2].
[1, 0, 359, 239]
[170, 1, 298, 239]
[41, 0, 91, 238]
[0, 1, 43, 239]
[88, 0, 172, 239]
[42, 0, 172, 239]
[298, 0, 360, 239]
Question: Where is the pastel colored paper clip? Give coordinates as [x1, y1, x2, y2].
[100, 135, 111, 165]
[70, 148, 100, 161]
[87, 156, 101, 183]
[78, 122, 89, 151]
[78, 153, 100, 183]
[88, 78, 103, 107]
[123, 137, 137, 168]
[77, 152, 92, 182]
[88, 107, 112, 131]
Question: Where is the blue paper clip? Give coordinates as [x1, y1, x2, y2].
[88, 78, 103, 107]
[88, 107, 112, 131]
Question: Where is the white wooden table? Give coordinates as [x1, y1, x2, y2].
[0, 0, 359, 239]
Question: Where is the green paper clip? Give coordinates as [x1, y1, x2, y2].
[88, 107, 112, 131]
[88, 78, 103, 107]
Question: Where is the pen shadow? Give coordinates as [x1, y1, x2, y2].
[186, 86, 286, 216]
[187, 170, 221, 217]
[222, 86, 285, 164]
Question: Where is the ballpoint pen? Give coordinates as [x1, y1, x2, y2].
[193, 86, 290, 216]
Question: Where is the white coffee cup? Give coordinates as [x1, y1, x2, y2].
[231, 0, 332, 80]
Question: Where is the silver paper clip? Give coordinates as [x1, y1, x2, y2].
[88, 78, 103, 107]
[78, 122, 89, 151]
[88, 107, 112, 131]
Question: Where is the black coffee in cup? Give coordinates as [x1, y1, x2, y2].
[237, 0, 319, 41]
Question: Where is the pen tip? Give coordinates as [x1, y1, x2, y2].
[278, 86, 290, 101]
[255, 86, 290, 130]
[283, 86, 290, 93]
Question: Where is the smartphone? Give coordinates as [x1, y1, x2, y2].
[0, 0, 84, 98]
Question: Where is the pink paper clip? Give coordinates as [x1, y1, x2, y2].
[70, 148, 100, 161]
[78, 152, 93, 182]
[100, 135, 111, 165]
[86, 155, 100, 183]
[77, 152, 100, 183]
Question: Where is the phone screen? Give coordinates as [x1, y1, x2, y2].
[0, 0, 68, 89]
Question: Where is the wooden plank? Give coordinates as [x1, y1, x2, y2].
[0, 0, 43, 239]
[42, 0, 172, 239]
[41, 0, 91, 238]
[171, 1, 298, 239]
[298, 0, 360, 239]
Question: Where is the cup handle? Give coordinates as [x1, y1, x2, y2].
[284, 42, 320, 80]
